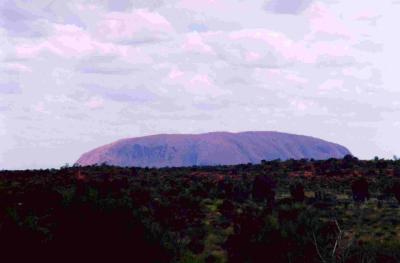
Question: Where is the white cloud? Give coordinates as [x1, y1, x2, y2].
[95, 9, 175, 44]
[32, 101, 51, 114]
[290, 98, 315, 111]
[15, 23, 126, 58]
[177, 0, 229, 12]
[0, 82, 20, 94]
[318, 79, 344, 92]
[85, 96, 105, 110]
[168, 68, 184, 80]
[1, 63, 32, 74]
[181, 32, 215, 54]
[164, 68, 230, 98]
[265, 0, 313, 14]
[0, 0, 399, 168]
[305, 2, 353, 40]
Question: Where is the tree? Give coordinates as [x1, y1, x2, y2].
[290, 182, 305, 202]
[351, 177, 369, 202]
[391, 181, 400, 203]
[252, 175, 276, 207]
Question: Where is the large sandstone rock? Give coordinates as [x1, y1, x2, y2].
[76, 131, 351, 167]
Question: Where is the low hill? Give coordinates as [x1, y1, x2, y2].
[76, 131, 351, 167]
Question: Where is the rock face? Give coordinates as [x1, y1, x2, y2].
[76, 131, 351, 167]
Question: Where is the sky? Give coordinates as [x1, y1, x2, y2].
[0, 0, 399, 169]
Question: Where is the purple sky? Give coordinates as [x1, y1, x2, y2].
[0, 0, 399, 169]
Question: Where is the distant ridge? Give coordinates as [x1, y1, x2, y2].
[76, 131, 351, 167]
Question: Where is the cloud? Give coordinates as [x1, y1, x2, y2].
[0, 0, 49, 38]
[305, 2, 352, 39]
[1, 63, 32, 74]
[95, 9, 175, 44]
[76, 57, 137, 75]
[353, 10, 381, 24]
[318, 79, 344, 92]
[164, 68, 230, 98]
[205, 29, 293, 68]
[82, 83, 159, 104]
[188, 23, 209, 32]
[0, 0, 86, 38]
[15, 24, 127, 59]
[79, 66, 135, 75]
[1, 0, 399, 169]
[199, 29, 354, 68]
[168, 68, 184, 80]
[0, 82, 21, 94]
[177, 0, 228, 12]
[290, 98, 316, 112]
[106, 0, 165, 11]
[265, 0, 313, 14]
[85, 96, 105, 110]
[354, 40, 382, 53]
[73, 50, 152, 77]
[106, 0, 133, 11]
[181, 32, 215, 54]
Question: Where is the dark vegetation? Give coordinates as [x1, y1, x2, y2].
[1, 155, 400, 262]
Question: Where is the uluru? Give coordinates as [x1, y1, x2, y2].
[75, 131, 351, 168]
